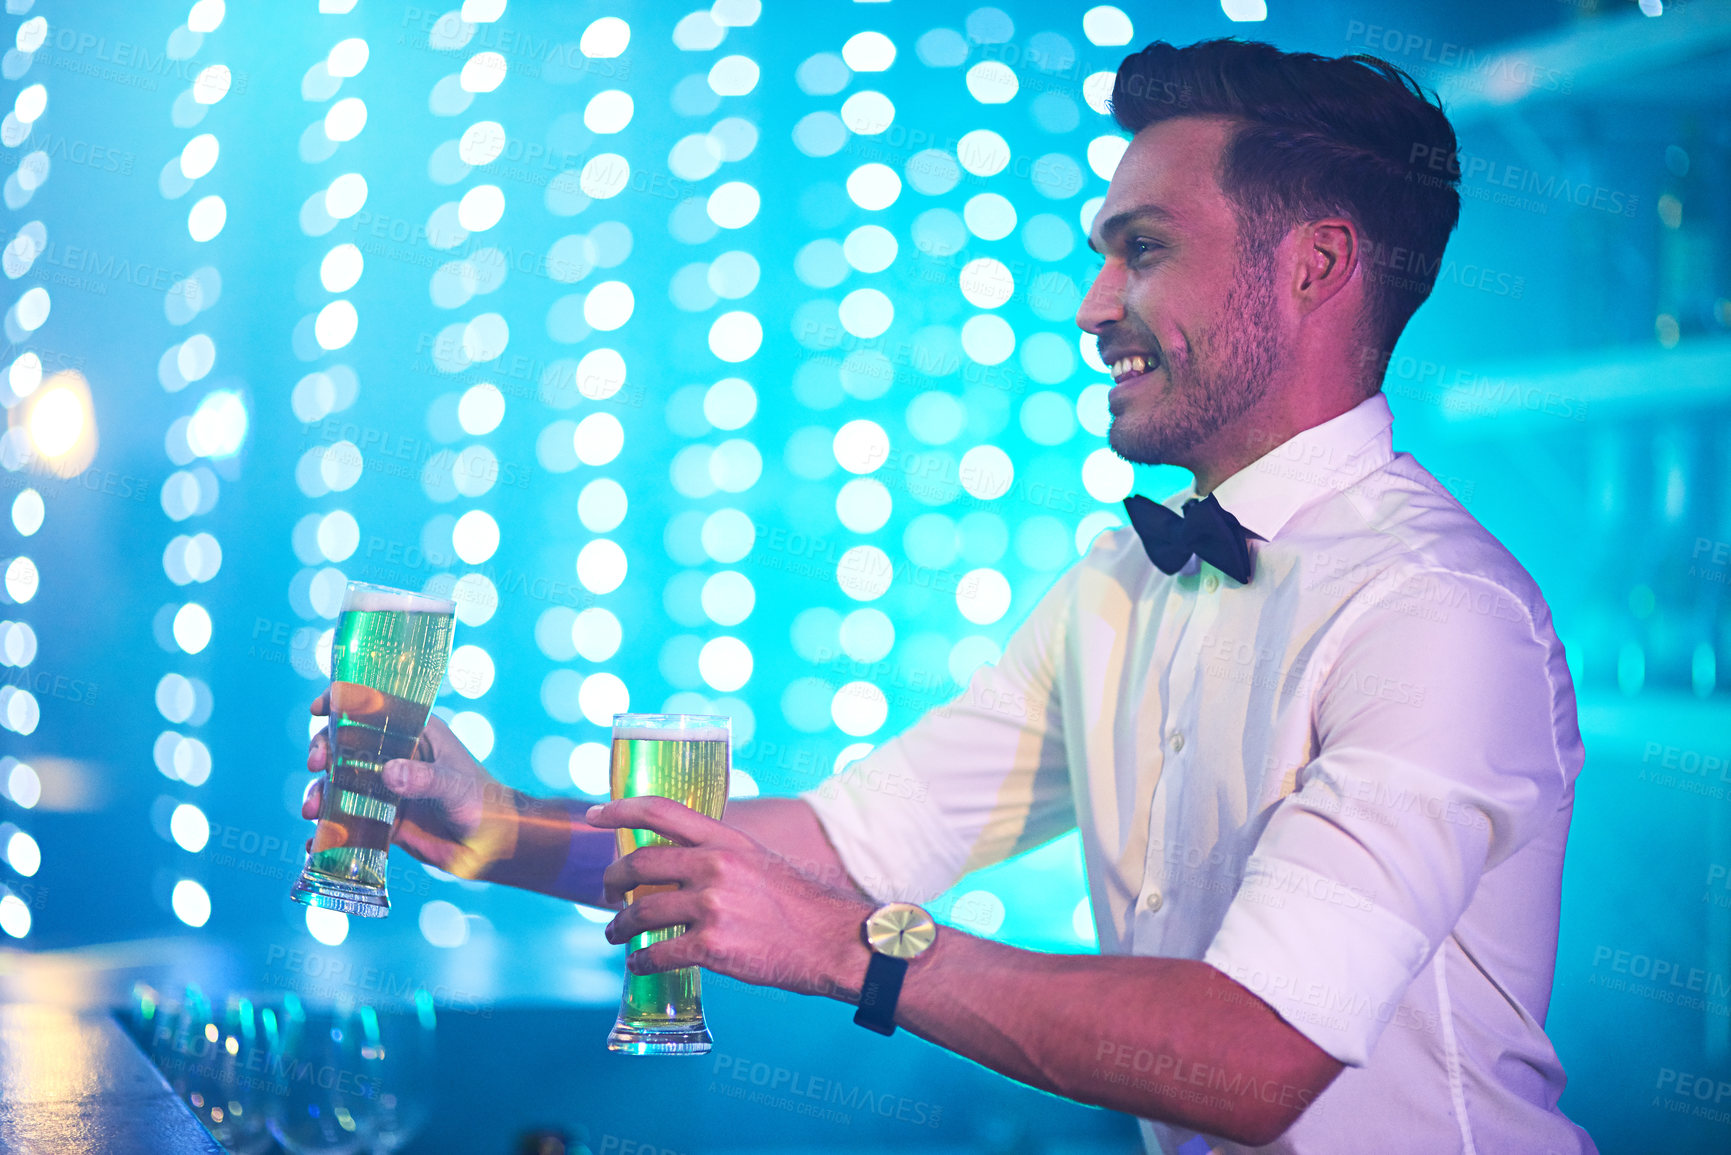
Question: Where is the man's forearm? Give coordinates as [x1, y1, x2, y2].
[824, 929, 1341, 1146]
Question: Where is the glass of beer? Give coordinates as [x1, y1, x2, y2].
[606, 712, 731, 1056]
[291, 581, 456, 918]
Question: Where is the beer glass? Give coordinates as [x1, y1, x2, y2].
[606, 712, 731, 1055]
[291, 581, 456, 918]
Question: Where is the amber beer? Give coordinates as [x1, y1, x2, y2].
[291, 582, 455, 917]
[606, 713, 730, 1055]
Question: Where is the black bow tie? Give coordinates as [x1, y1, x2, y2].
[1122, 493, 1256, 584]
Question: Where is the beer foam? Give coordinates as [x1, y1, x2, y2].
[613, 723, 731, 743]
[342, 587, 456, 615]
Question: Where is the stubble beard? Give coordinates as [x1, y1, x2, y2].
[1107, 246, 1284, 468]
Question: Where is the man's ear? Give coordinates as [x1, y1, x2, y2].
[1292, 218, 1358, 315]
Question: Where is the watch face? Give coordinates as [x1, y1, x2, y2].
[864, 902, 937, 960]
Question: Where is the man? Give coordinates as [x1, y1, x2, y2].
[303, 39, 1594, 1153]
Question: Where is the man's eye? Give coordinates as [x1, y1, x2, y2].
[1130, 237, 1163, 258]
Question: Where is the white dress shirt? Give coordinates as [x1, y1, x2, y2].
[802, 392, 1597, 1154]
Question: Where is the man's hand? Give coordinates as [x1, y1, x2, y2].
[586, 796, 876, 1000]
[302, 693, 525, 879]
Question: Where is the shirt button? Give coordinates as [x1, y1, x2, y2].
[1168, 731, 1185, 753]
[1203, 575, 1219, 593]
[1143, 890, 1164, 913]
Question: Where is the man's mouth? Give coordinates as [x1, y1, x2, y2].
[1108, 353, 1159, 384]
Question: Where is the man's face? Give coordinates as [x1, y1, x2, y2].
[1077, 116, 1286, 469]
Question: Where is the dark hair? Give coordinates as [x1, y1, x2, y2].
[1111, 39, 1461, 352]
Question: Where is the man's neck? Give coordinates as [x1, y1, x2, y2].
[1186, 384, 1379, 496]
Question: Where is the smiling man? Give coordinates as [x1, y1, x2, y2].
[304, 38, 1595, 1154]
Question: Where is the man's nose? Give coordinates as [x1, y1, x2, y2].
[1076, 263, 1124, 334]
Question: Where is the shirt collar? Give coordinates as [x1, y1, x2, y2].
[1183, 392, 1395, 542]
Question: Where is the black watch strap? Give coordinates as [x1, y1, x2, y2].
[852, 951, 909, 1036]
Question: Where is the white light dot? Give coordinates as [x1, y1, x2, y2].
[836, 477, 892, 533]
[13, 287, 49, 334]
[846, 163, 901, 211]
[458, 382, 505, 435]
[704, 378, 757, 429]
[580, 153, 630, 199]
[314, 299, 358, 350]
[577, 671, 628, 726]
[957, 129, 1011, 177]
[327, 36, 370, 77]
[458, 119, 506, 165]
[1077, 383, 1111, 436]
[1082, 447, 1135, 502]
[700, 571, 755, 626]
[966, 61, 1018, 104]
[571, 607, 623, 661]
[958, 567, 1012, 624]
[172, 603, 212, 654]
[319, 243, 363, 293]
[574, 412, 624, 466]
[193, 64, 233, 105]
[838, 289, 893, 339]
[959, 257, 1014, 309]
[701, 509, 755, 563]
[326, 173, 369, 219]
[840, 91, 895, 136]
[699, 636, 753, 692]
[1222, 0, 1270, 22]
[460, 51, 507, 92]
[584, 280, 635, 331]
[831, 680, 888, 736]
[325, 96, 368, 142]
[419, 899, 469, 948]
[580, 16, 630, 58]
[12, 84, 45, 125]
[833, 419, 890, 475]
[837, 545, 893, 601]
[959, 445, 1014, 500]
[0, 893, 29, 938]
[1083, 72, 1116, 116]
[11, 490, 43, 536]
[708, 311, 763, 362]
[171, 879, 211, 927]
[961, 314, 1016, 365]
[179, 133, 219, 180]
[843, 225, 897, 273]
[188, 195, 227, 242]
[1087, 135, 1129, 180]
[6, 761, 40, 808]
[305, 906, 350, 946]
[447, 710, 495, 759]
[964, 193, 1017, 241]
[458, 184, 505, 231]
[953, 889, 1006, 935]
[569, 742, 610, 793]
[708, 54, 760, 96]
[316, 510, 359, 562]
[1083, 5, 1134, 45]
[707, 181, 761, 229]
[453, 509, 500, 564]
[4, 829, 39, 876]
[584, 90, 634, 134]
[15, 17, 46, 52]
[577, 478, 627, 532]
[842, 31, 896, 71]
[576, 538, 628, 593]
[449, 643, 496, 699]
[2, 557, 36, 605]
[169, 805, 209, 853]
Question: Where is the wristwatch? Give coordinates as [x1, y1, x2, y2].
[852, 902, 938, 1036]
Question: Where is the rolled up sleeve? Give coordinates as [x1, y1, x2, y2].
[800, 567, 1078, 904]
[1204, 570, 1571, 1066]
